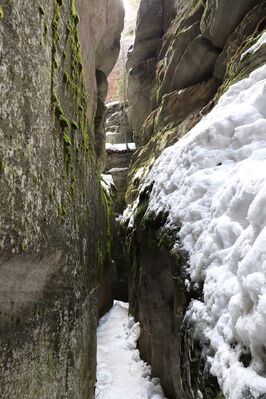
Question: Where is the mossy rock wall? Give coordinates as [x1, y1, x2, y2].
[124, 0, 266, 398]
[126, 193, 224, 399]
[0, 1, 121, 397]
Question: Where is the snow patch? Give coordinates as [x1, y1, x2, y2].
[124, 64, 266, 398]
[108, 167, 129, 173]
[101, 174, 115, 194]
[241, 32, 266, 59]
[95, 301, 166, 399]
[106, 143, 136, 151]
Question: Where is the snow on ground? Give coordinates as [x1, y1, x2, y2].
[123, 64, 266, 398]
[105, 143, 136, 151]
[95, 301, 166, 399]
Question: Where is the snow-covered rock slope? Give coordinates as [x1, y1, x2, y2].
[95, 301, 166, 399]
[125, 64, 266, 398]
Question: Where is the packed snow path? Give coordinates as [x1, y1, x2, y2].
[95, 301, 166, 399]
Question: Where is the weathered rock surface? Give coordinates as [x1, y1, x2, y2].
[127, 0, 219, 142]
[76, 0, 125, 170]
[0, 0, 123, 397]
[200, 0, 262, 48]
[105, 101, 133, 144]
[214, 2, 266, 87]
[106, 145, 135, 171]
[127, 194, 222, 399]
[105, 144, 135, 213]
[104, 101, 134, 213]
[76, 0, 124, 120]
[123, 0, 266, 398]
[159, 35, 220, 100]
[214, 2, 266, 80]
[106, 0, 138, 103]
[127, 57, 157, 142]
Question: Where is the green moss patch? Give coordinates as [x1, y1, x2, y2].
[63, 133, 71, 146]
[71, 120, 79, 130]
[55, 104, 64, 116]
[59, 115, 69, 129]
[39, 6, 45, 16]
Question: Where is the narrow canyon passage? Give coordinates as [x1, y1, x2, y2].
[95, 301, 166, 399]
[1, 0, 266, 398]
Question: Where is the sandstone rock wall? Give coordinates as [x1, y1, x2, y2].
[76, 0, 124, 170]
[0, 1, 123, 397]
[106, 1, 138, 103]
[124, 0, 266, 398]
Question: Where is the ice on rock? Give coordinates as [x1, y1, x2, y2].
[123, 64, 266, 398]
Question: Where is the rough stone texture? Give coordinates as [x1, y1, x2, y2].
[106, 1, 138, 103]
[104, 101, 134, 213]
[75, 0, 125, 169]
[126, 0, 165, 141]
[127, 194, 223, 399]
[159, 35, 220, 98]
[76, 0, 124, 120]
[126, 0, 218, 142]
[200, 0, 262, 48]
[213, 3, 266, 83]
[108, 168, 129, 213]
[123, 0, 266, 398]
[127, 57, 157, 142]
[0, 0, 123, 397]
[128, 207, 188, 399]
[105, 101, 133, 144]
[130, 0, 163, 65]
[105, 144, 135, 213]
[157, 3, 205, 99]
[106, 147, 135, 171]
[125, 77, 219, 206]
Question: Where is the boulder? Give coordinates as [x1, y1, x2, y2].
[105, 101, 133, 144]
[157, 21, 201, 99]
[169, 35, 220, 92]
[105, 145, 135, 170]
[127, 58, 157, 142]
[107, 167, 129, 213]
[213, 2, 266, 79]
[200, 0, 262, 48]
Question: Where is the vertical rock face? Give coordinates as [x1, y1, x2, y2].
[76, 0, 125, 171]
[200, 0, 262, 48]
[104, 101, 134, 214]
[106, 1, 138, 103]
[0, 1, 123, 398]
[124, 0, 266, 398]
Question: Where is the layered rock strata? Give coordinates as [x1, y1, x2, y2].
[105, 101, 133, 145]
[104, 101, 134, 213]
